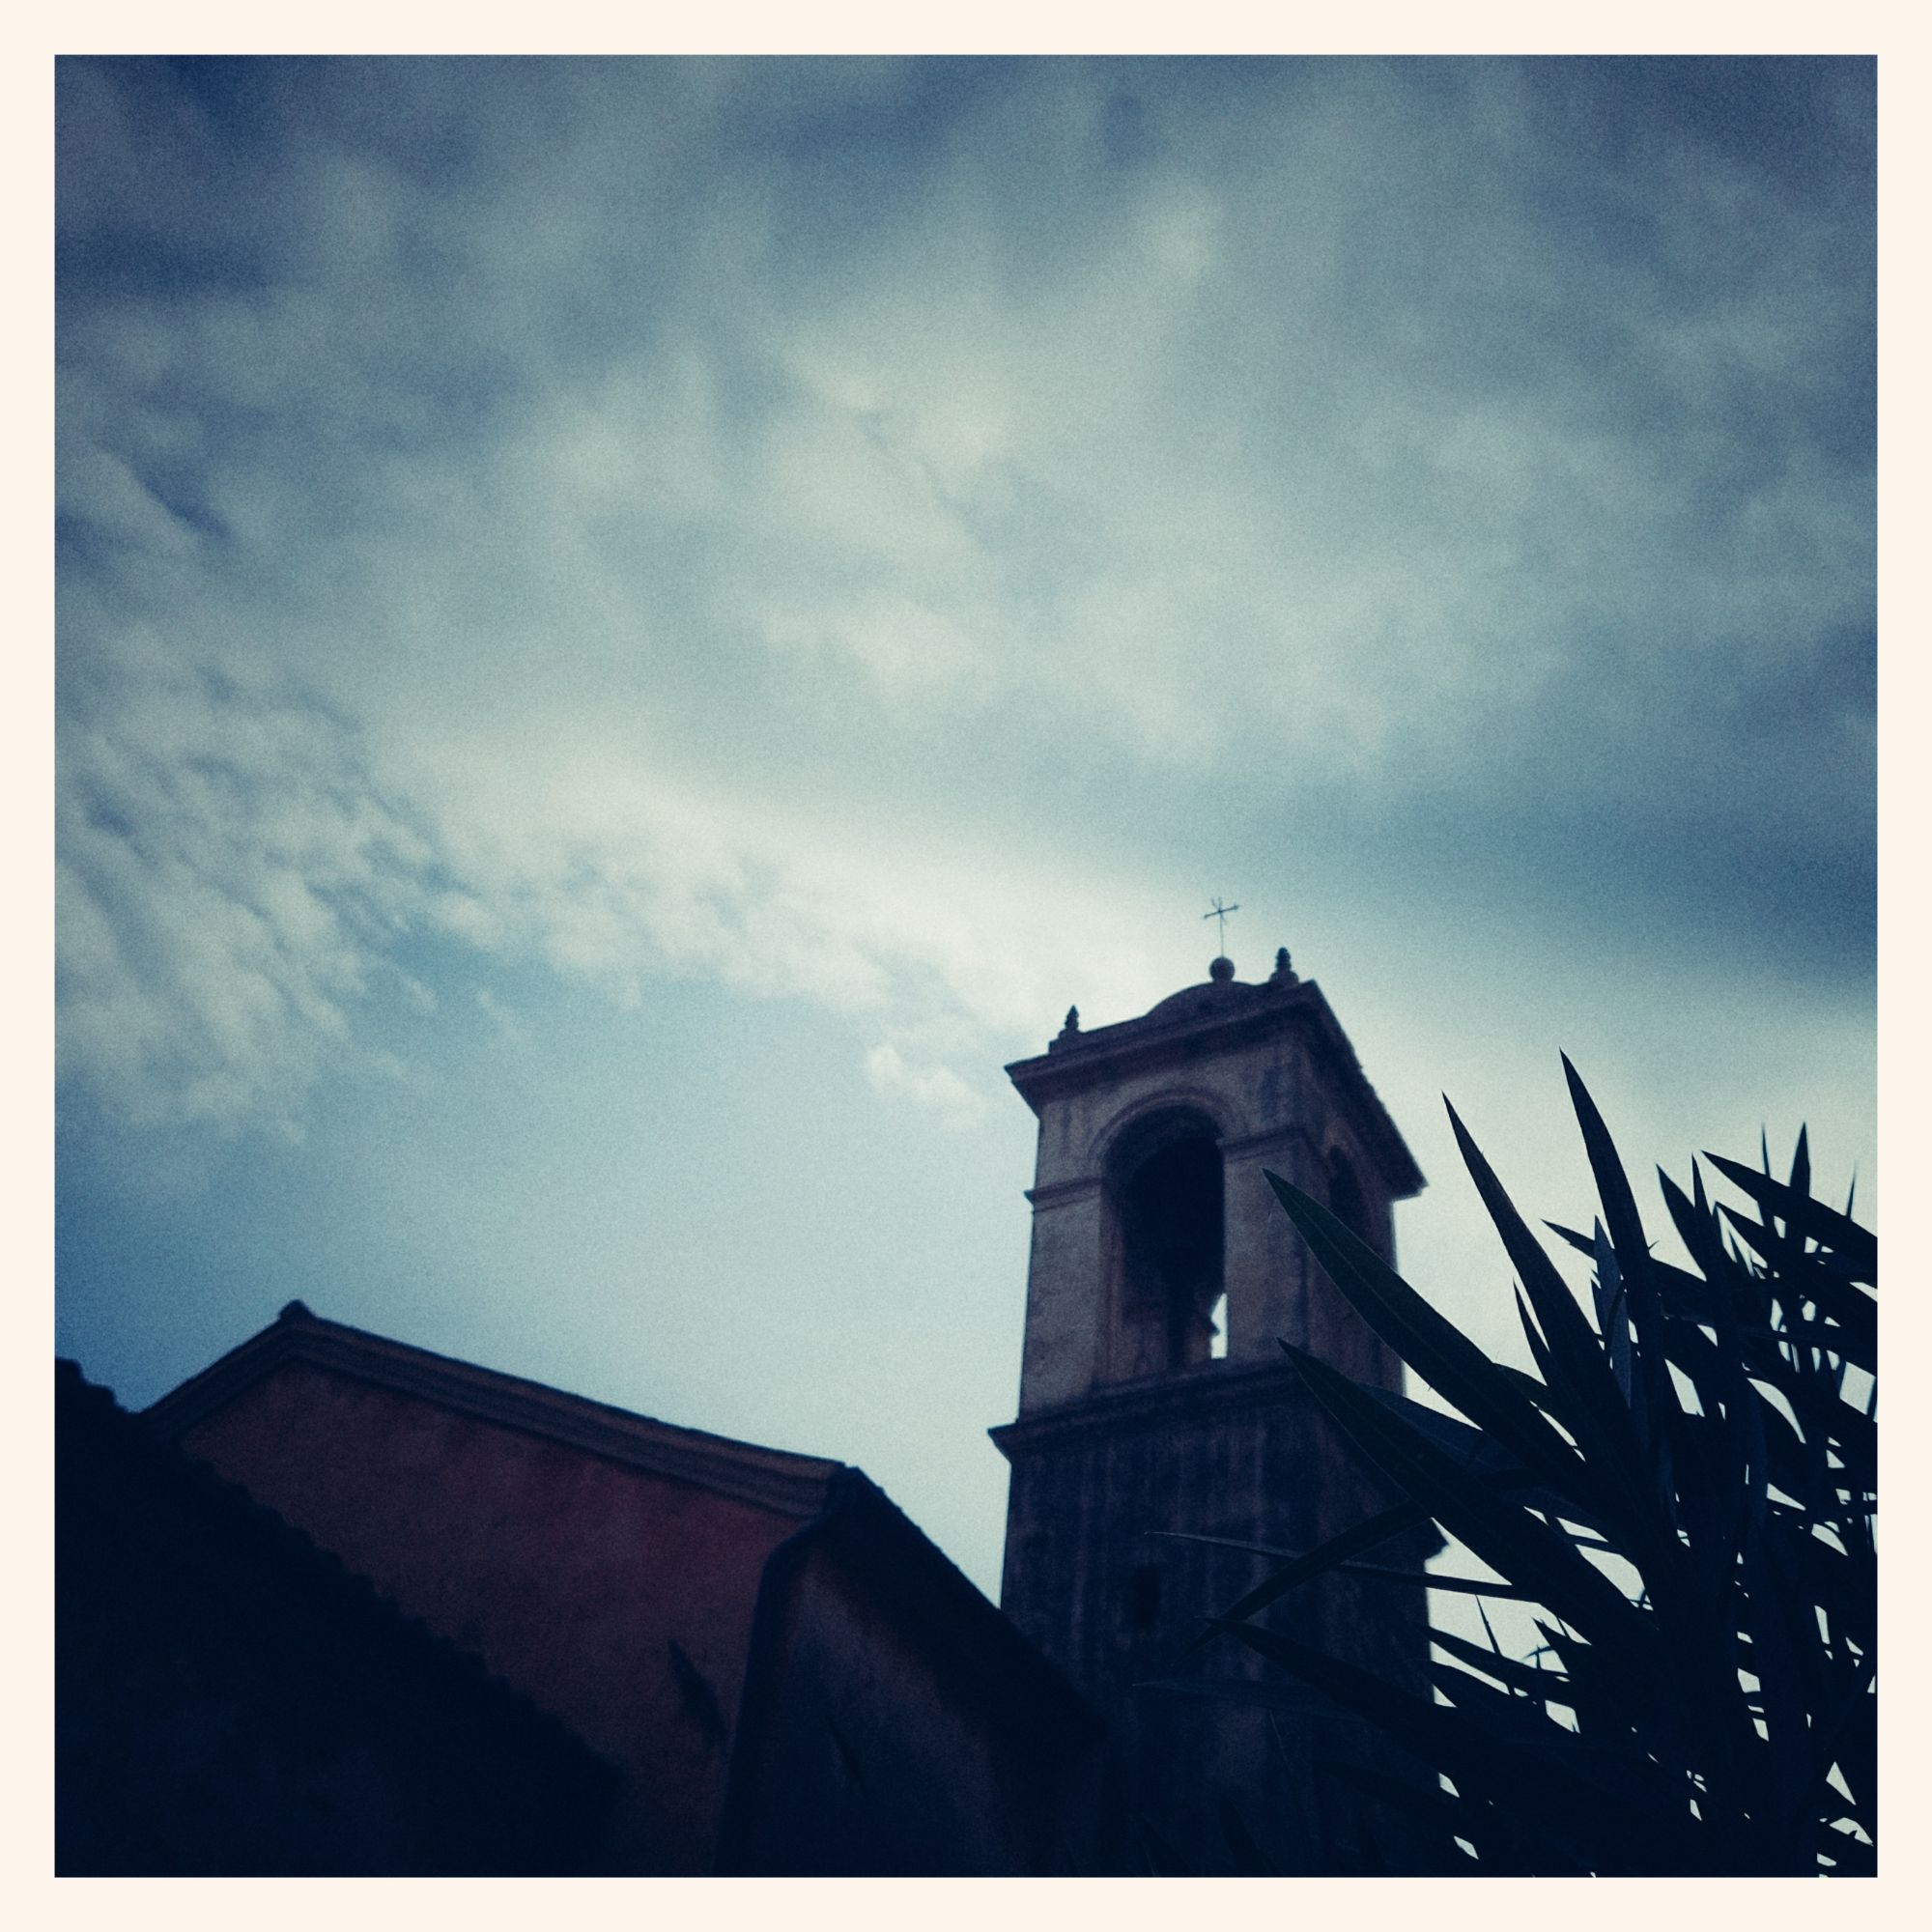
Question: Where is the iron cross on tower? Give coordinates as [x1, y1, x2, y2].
[1203, 896, 1240, 954]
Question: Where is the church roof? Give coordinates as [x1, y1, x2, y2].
[90, 1309, 1105, 1874]
[142, 1302, 1093, 1718]
[145, 1300, 845, 1520]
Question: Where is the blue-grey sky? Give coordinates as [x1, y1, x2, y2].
[56, 55, 1875, 1599]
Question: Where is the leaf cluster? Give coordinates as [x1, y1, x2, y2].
[1192, 1058, 1875, 1875]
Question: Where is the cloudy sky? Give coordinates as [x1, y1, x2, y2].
[56, 56, 1875, 1599]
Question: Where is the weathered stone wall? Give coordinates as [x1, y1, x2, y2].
[997, 967, 1429, 1871]
[994, 1360, 1432, 1873]
[721, 1523, 1110, 1874]
[1013, 1010, 1406, 1416]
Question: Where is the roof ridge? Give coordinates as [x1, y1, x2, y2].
[142, 1307, 845, 1520]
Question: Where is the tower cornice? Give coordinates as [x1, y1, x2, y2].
[1006, 973, 1423, 1200]
[989, 1355, 1316, 1462]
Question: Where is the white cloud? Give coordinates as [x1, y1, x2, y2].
[55, 579, 1192, 1131]
[473, 987, 530, 1050]
[747, 591, 986, 697]
[863, 1042, 986, 1131]
[56, 623, 429, 1133]
[55, 59, 1872, 1142]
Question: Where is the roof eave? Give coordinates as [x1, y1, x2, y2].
[1007, 980, 1424, 1200]
[143, 1304, 845, 1521]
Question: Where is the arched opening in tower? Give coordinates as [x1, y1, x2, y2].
[1328, 1148, 1368, 1242]
[1114, 1124, 1225, 1374]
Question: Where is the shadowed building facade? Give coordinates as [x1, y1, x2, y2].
[56, 1360, 619, 1875]
[119, 1308, 1105, 1875]
[992, 948, 1435, 1873]
[60, 943, 1433, 1874]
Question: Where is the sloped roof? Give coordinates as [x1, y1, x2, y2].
[119, 1310, 1107, 1873]
[145, 1300, 845, 1520]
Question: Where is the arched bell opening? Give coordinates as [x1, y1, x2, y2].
[1102, 1108, 1226, 1381]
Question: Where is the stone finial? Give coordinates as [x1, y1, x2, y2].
[1208, 955, 1236, 983]
[1269, 946, 1297, 984]
[1060, 1005, 1081, 1036]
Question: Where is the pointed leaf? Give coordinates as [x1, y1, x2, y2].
[1562, 1056, 1676, 1463]
[1218, 1617, 1700, 1869]
[1592, 1220, 1633, 1404]
[1315, 1758, 1484, 1869]
[1150, 1529, 1297, 1559]
[1430, 1625, 1574, 1701]
[1265, 1170, 1591, 1501]
[1219, 1797, 1278, 1876]
[1151, 1532, 1542, 1599]
[1138, 1675, 1357, 1722]
[1448, 1098, 1646, 1534]
[1283, 1344, 1656, 1660]
[1546, 1219, 1595, 1258]
[1703, 1152, 1876, 1284]
[1717, 1212, 1875, 1368]
[1198, 1496, 1436, 1637]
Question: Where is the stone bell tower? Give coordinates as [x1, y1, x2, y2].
[990, 946, 1431, 1874]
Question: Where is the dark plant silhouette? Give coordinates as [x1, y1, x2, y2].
[1182, 1059, 1874, 1875]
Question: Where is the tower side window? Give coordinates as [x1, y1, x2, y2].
[1105, 1110, 1225, 1378]
[1328, 1148, 1368, 1241]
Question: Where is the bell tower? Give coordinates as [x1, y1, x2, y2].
[990, 946, 1431, 1873]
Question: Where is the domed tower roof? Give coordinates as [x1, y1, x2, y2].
[1012, 948, 1421, 1203]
